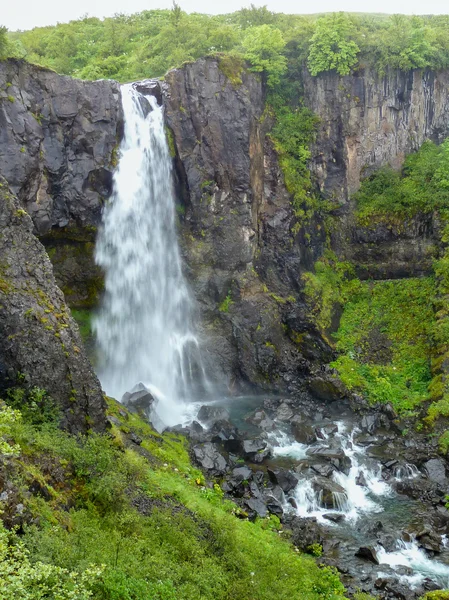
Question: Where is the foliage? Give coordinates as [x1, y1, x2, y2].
[354, 140, 449, 224]
[241, 25, 287, 87]
[0, 399, 346, 600]
[269, 103, 320, 224]
[420, 593, 449, 600]
[5, 386, 60, 426]
[218, 291, 233, 313]
[302, 251, 356, 335]
[0, 521, 104, 600]
[0, 403, 21, 456]
[331, 278, 435, 414]
[427, 220, 449, 424]
[10, 11, 449, 83]
[308, 13, 360, 76]
[0, 26, 8, 59]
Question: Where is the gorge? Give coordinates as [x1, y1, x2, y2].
[2, 52, 449, 600]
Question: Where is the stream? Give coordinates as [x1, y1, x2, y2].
[180, 395, 449, 597]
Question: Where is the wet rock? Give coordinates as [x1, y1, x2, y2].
[275, 402, 294, 422]
[360, 414, 385, 434]
[323, 513, 345, 523]
[197, 405, 230, 426]
[192, 443, 227, 475]
[264, 496, 283, 518]
[377, 533, 397, 553]
[122, 383, 155, 416]
[310, 462, 335, 478]
[416, 530, 443, 553]
[245, 497, 268, 518]
[306, 446, 352, 475]
[246, 410, 275, 431]
[311, 477, 347, 510]
[308, 375, 346, 401]
[355, 546, 379, 564]
[267, 468, 299, 493]
[291, 421, 315, 444]
[242, 439, 271, 463]
[355, 471, 367, 487]
[315, 423, 338, 439]
[209, 420, 242, 454]
[287, 497, 298, 509]
[129, 432, 142, 445]
[287, 516, 324, 551]
[231, 466, 252, 483]
[423, 458, 447, 486]
[0, 179, 106, 433]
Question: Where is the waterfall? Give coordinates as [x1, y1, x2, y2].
[93, 83, 207, 426]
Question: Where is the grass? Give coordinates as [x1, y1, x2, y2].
[0, 398, 347, 600]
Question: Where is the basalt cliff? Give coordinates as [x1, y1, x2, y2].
[1, 57, 449, 411]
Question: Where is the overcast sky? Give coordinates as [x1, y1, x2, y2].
[4, 0, 449, 31]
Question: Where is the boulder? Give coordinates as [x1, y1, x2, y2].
[267, 468, 299, 493]
[197, 405, 230, 426]
[306, 446, 352, 475]
[245, 497, 268, 518]
[423, 458, 447, 486]
[291, 421, 315, 444]
[121, 383, 155, 415]
[275, 402, 294, 422]
[311, 477, 347, 510]
[355, 546, 379, 564]
[192, 443, 227, 475]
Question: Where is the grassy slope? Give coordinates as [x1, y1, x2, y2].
[0, 398, 346, 600]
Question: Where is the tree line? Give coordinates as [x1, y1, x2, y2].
[2, 6, 449, 84]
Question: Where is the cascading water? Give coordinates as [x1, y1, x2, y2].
[94, 83, 208, 426]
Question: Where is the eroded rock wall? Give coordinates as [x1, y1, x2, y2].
[0, 178, 106, 432]
[303, 68, 449, 279]
[163, 59, 333, 393]
[0, 59, 122, 306]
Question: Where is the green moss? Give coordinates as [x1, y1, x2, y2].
[7, 95, 14, 103]
[217, 53, 244, 87]
[302, 250, 356, 337]
[165, 125, 177, 158]
[331, 277, 435, 415]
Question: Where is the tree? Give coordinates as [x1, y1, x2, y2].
[242, 25, 287, 87]
[0, 26, 9, 59]
[307, 13, 360, 76]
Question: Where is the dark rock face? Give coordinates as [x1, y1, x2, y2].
[162, 58, 332, 394]
[0, 178, 106, 432]
[0, 59, 122, 307]
[303, 67, 449, 280]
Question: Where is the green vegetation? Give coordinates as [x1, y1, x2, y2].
[302, 251, 355, 335]
[308, 13, 360, 76]
[427, 220, 449, 424]
[331, 278, 434, 415]
[0, 399, 347, 600]
[5, 8, 449, 83]
[72, 308, 93, 344]
[241, 24, 287, 86]
[219, 291, 233, 313]
[354, 139, 449, 224]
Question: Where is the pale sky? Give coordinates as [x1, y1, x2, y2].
[4, 0, 449, 31]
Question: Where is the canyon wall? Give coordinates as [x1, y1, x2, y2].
[2, 58, 449, 399]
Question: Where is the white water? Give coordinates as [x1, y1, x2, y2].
[285, 423, 391, 523]
[94, 84, 208, 426]
[377, 540, 449, 588]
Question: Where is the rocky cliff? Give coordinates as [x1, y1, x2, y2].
[163, 59, 333, 395]
[2, 57, 449, 401]
[0, 177, 106, 432]
[303, 67, 449, 279]
[0, 59, 122, 308]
